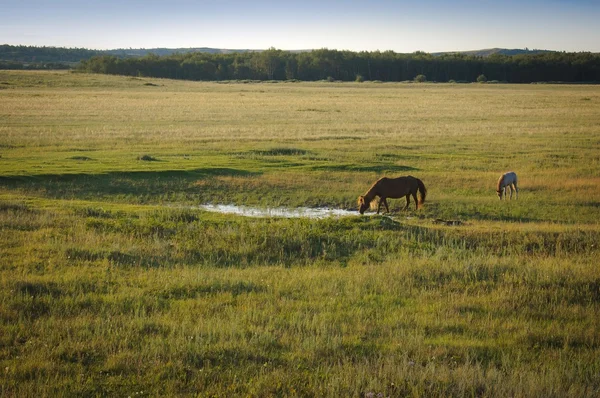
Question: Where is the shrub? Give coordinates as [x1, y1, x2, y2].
[355, 74, 364, 83]
[414, 74, 427, 83]
[477, 74, 488, 83]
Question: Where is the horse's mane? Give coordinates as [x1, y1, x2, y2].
[496, 174, 504, 192]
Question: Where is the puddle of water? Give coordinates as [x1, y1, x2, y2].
[197, 204, 357, 219]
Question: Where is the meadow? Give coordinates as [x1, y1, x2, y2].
[0, 70, 599, 397]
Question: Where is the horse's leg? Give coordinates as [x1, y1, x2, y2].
[514, 183, 518, 199]
[412, 192, 418, 210]
[376, 197, 388, 214]
[383, 198, 390, 213]
[508, 185, 513, 200]
[404, 195, 410, 210]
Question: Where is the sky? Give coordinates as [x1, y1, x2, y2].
[1, 0, 599, 53]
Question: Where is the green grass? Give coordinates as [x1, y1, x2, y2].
[1, 70, 599, 396]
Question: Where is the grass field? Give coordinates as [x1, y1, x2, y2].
[1, 70, 599, 396]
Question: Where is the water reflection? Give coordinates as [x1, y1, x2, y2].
[197, 204, 356, 219]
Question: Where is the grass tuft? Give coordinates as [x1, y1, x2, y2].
[249, 147, 311, 156]
[137, 154, 158, 161]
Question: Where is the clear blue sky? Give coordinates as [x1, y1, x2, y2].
[2, 0, 599, 52]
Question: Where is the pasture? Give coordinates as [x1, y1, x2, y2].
[1, 70, 599, 396]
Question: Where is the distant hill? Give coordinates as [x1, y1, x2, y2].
[432, 48, 553, 57]
[0, 44, 582, 72]
[0, 45, 259, 65]
[103, 47, 259, 57]
[107, 47, 553, 58]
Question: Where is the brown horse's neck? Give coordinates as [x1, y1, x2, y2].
[363, 185, 378, 203]
[362, 182, 380, 203]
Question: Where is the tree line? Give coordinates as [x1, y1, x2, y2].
[0, 44, 100, 70]
[0, 60, 71, 70]
[2, 44, 599, 83]
[77, 49, 600, 83]
[0, 44, 98, 63]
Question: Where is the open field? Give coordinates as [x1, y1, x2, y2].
[1, 70, 599, 396]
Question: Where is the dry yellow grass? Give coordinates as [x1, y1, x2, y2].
[1, 70, 599, 396]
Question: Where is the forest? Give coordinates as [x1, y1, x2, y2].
[76, 49, 600, 83]
[2, 44, 600, 83]
[0, 44, 98, 69]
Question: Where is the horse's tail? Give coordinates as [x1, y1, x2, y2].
[416, 178, 427, 208]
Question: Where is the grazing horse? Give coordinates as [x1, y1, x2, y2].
[358, 176, 427, 214]
[497, 171, 518, 200]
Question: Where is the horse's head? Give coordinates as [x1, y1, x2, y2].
[357, 196, 369, 214]
[496, 189, 503, 200]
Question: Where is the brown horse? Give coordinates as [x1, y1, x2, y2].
[358, 176, 427, 214]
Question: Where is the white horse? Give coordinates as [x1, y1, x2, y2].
[497, 171, 518, 200]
